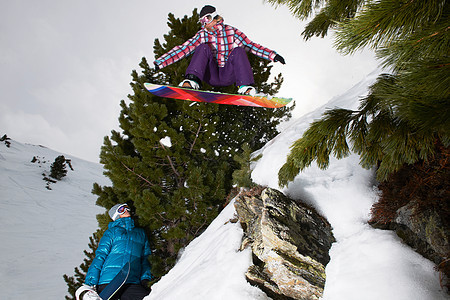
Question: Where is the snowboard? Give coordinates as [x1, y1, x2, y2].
[144, 83, 293, 108]
[98, 261, 131, 300]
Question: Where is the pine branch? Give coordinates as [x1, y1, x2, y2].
[335, 0, 448, 54]
[189, 122, 203, 154]
[106, 141, 157, 188]
[159, 141, 181, 182]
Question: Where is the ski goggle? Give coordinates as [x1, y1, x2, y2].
[112, 204, 130, 221]
[199, 13, 220, 25]
[117, 204, 130, 214]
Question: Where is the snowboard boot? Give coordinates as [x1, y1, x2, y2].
[179, 74, 201, 90]
[238, 85, 257, 96]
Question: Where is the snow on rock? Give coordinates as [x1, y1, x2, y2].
[0, 139, 110, 300]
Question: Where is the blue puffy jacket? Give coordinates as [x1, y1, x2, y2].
[85, 217, 152, 286]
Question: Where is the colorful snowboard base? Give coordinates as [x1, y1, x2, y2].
[144, 83, 293, 108]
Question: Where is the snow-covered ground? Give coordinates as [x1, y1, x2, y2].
[0, 69, 447, 299]
[0, 140, 109, 299]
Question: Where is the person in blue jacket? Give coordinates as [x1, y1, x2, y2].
[84, 203, 152, 300]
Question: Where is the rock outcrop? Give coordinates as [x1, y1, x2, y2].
[371, 199, 449, 290]
[369, 143, 449, 292]
[234, 188, 335, 300]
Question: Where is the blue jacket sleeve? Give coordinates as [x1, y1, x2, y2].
[140, 237, 152, 281]
[85, 229, 114, 286]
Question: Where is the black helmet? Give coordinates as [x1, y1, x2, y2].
[199, 5, 216, 18]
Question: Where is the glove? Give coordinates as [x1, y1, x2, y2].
[274, 54, 285, 65]
[75, 285, 100, 300]
[141, 279, 152, 292]
[154, 62, 160, 71]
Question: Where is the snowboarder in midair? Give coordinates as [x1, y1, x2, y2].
[82, 203, 152, 300]
[153, 5, 286, 96]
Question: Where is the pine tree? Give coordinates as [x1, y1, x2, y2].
[50, 155, 68, 180]
[63, 230, 103, 300]
[267, 0, 450, 184]
[232, 143, 262, 188]
[89, 9, 293, 280]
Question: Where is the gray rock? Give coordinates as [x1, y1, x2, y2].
[371, 199, 450, 292]
[235, 188, 335, 300]
[372, 199, 449, 266]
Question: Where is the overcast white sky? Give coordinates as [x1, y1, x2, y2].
[0, 0, 378, 163]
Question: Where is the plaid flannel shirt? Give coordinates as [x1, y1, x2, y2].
[154, 21, 277, 68]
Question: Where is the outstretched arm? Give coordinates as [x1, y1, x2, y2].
[233, 27, 285, 64]
[154, 32, 204, 70]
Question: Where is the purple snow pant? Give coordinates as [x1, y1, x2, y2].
[186, 44, 254, 87]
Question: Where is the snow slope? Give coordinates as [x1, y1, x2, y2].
[146, 198, 268, 300]
[0, 140, 110, 299]
[146, 69, 447, 300]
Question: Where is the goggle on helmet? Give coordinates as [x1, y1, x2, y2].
[112, 204, 130, 221]
[199, 12, 220, 26]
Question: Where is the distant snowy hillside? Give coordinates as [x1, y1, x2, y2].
[0, 139, 110, 299]
[146, 69, 447, 300]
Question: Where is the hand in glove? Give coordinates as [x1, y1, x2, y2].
[75, 285, 100, 300]
[154, 62, 160, 71]
[274, 54, 286, 65]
